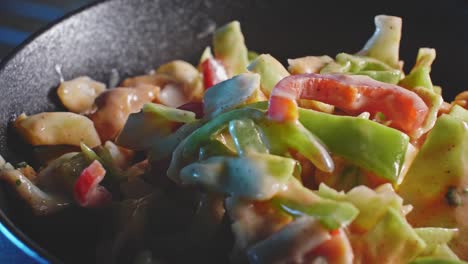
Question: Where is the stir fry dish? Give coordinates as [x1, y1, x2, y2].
[1, 15, 468, 264]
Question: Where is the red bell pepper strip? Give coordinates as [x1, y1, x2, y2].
[267, 73, 429, 135]
[73, 160, 112, 207]
[201, 58, 228, 90]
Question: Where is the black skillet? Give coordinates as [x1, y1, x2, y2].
[0, 0, 467, 263]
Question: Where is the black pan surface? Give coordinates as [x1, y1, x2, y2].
[0, 0, 467, 263]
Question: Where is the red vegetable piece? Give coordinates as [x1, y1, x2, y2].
[267, 73, 429, 134]
[74, 160, 112, 208]
[201, 58, 228, 89]
[306, 229, 354, 263]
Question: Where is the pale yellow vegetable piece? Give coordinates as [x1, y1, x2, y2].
[247, 54, 290, 96]
[157, 60, 204, 102]
[287, 55, 334, 75]
[15, 112, 101, 147]
[57, 76, 106, 114]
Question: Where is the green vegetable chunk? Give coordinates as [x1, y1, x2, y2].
[247, 54, 290, 96]
[362, 208, 426, 263]
[272, 198, 358, 230]
[317, 183, 407, 232]
[358, 15, 402, 69]
[299, 108, 409, 183]
[321, 53, 402, 84]
[203, 73, 260, 118]
[415, 228, 459, 258]
[180, 153, 295, 200]
[400, 48, 436, 91]
[213, 21, 249, 77]
[398, 108, 468, 259]
[228, 119, 268, 155]
[117, 103, 196, 150]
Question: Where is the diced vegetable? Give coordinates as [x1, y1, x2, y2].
[167, 107, 333, 184]
[201, 58, 228, 89]
[358, 15, 402, 69]
[247, 54, 290, 96]
[228, 119, 268, 155]
[117, 103, 196, 150]
[213, 21, 249, 77]
[317, 183, 407, 232]
[398, 48, 442, 137]
[288, 55, 333, 75]
[358, 208, 426, 263]
[203, 73, 260, 118]
[247, 217, 332, 264]
[15, 112, 101, 147]
[321, 53, 402, 84]
[73, 160, 112, 207]
[180, 153, 295, 200]
[156, 60, 204, 102]
[397, 108, 468, 259]
[273, 197, 358, 230]
[299, 107, 409, 183]
[415, 228, 458, 257]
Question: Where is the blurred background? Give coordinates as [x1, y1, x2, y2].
[0, 1, 93, 263]
[0, 0, 93, 58]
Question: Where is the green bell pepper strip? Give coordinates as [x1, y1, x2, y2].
[321, 53, 402, 84]
[317, 183, 406, 232]
[271, 197, 358, 230]
[203, 73, 261, 118]
[179, 153, 296, 200]
[362, 207, 427, 263]
[357, 15, 402, 69]
[149, 120, 203, 162]
[411, 86, 443, 138]
[247, 54, 290, 96]
[399, 48, 436, 91]
[397, 110, 468, 228]
[298, 107, 409, 183]
[246, 217, 331, 264]
[198, 138, 236, 160]
[415, 227, 459, 257]
[228, 119, 268, 155]
[354, 70, 401, 84]
[256, 118, 334, 173]
[213, 21, 249, 77]
[167, 107, 333, 183]
[397, 48, 442, 137]
[116, 103, 196, 150]
[243, 101, 409, 183]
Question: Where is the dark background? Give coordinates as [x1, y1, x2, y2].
[0, 0, 93, 58]
[0, 1, 93, 263]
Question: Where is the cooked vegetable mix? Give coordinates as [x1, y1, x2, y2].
[1, 15, 468, 264]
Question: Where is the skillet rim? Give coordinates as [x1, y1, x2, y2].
[0, 1, 110, 262]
